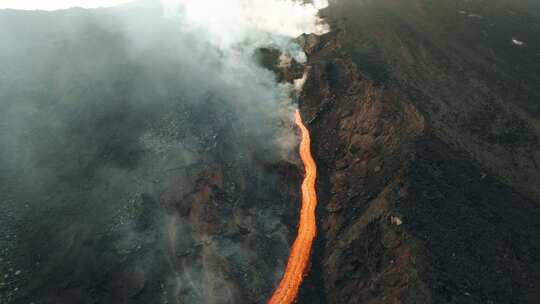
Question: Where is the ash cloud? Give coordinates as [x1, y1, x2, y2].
[0, 1, 328, 303]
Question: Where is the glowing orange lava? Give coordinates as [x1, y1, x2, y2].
[268, 109, 318, 304]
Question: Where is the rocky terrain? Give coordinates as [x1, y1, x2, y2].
[293, 0, 540, 303]
[1, 0, 540, 304]
[0, 6, 302, 303]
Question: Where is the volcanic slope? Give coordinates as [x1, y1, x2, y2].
[294, 0, 540, 303]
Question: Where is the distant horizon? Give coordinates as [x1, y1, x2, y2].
[0, 0, 133, 11]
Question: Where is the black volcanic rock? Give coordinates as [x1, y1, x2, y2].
[295, 0, 540, 303]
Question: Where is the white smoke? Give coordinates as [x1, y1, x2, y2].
[294, 71, 308, 93]
[154, 0, 329, 166]
[160, 0, 329, 48]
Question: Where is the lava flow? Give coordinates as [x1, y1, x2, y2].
[268, 109, 318, 304]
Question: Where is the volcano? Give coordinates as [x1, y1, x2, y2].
[1, 1, 540, 304]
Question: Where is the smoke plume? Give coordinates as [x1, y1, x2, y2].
[0, 1, 328, 303]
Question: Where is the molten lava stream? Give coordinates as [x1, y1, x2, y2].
[268, 109, 318, 304]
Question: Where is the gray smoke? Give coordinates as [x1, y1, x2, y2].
[0, 1, 327, 303]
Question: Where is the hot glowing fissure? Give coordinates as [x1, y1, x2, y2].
[268, 109, 318, 304]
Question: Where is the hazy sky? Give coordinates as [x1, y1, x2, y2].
[0, 0, 132, 10]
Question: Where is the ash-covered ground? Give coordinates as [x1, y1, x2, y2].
[0, 2, 316, 303]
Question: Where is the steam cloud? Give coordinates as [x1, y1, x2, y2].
[161, 0, 328, 44]
[0, 1, 328, 303]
